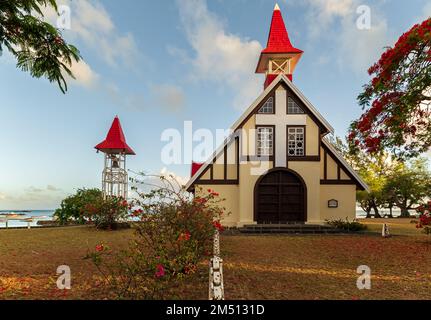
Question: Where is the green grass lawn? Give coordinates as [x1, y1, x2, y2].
[0, 219, 430, 300]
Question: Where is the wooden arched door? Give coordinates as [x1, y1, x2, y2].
[254, 168, 307, 224]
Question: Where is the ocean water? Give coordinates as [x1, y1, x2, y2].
[0, 208, 417, 229]
[0, 210, 55, 228]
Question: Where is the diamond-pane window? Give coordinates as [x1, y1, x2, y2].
[288, 127, 305, 156]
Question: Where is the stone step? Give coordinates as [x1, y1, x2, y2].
[242, 224, 334, 229]
[239, 228, 344, 234]
[238, 224, 345, 234]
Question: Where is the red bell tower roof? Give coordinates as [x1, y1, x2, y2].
[256, 4, 303, 86]
[261, 4, 303, 55]
[95, 116, 136, 155]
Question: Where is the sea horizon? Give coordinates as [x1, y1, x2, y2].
[0, 207, 417, 229]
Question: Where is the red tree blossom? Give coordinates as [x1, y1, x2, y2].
[350, 18, 431, 158]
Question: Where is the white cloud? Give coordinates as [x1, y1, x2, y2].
[47, 185, 62, 192]
[106, 82, 185, 113]
[287, 0, 354, 37]
[42, 0, 138, 68]
[337, 15, 389, 73]
[66, 60, 99, 88]
[289, 0, 391, 74]
[152, 84, 186, 113]
[175, 0, 263, 110]
[416, 2, 431, 23]
[129, 168, 189, 196]
[0, 186, 66, 210]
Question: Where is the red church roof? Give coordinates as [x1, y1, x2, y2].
[95, 116, 136, 155]
[191, 162, 204, 177]
[261, 4, 303, 54]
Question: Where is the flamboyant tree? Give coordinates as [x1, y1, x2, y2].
[349, 18, 431, 158]
[0, 0, 81, 93]
[328, 136, 402, 218]
[383, 158, 431, 217]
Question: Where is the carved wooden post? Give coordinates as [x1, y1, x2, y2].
[209, 229, 225, 300]
[382, 223, 390, 238]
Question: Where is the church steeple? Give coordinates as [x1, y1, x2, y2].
[256, 4, 303, 88]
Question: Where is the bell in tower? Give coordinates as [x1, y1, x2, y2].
[95, 116, 136, 199]
[256, 3, 303, 89]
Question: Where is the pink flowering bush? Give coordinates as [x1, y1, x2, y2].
[416, 201, 431, 235]
[85, 174, 226, 300]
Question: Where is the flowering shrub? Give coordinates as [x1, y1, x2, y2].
[350, 18, 431, 157]
[416, 201, 431, 235]
[85, 174, 227, 299]
[54, 188, 103, 225]
[325, 218, 367, 232]
[83, 196, 129, 230]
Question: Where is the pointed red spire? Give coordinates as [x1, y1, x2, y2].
[256, 4, 303, 88]
[262, 4, 302, 54]
[95, 116, 136, 155]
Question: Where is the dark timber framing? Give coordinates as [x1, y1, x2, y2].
[189, 137, 240, 190]
[320, 143, 365, 190]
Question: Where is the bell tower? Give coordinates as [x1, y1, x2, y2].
[256, 4, 303, 89]
[95, 116, 135, 199]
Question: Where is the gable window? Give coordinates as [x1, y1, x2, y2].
[288, 97, 304, 114]
[257, 127, 274, 156]
[288, 127, 305, 157]
[258, 97, 274, 114]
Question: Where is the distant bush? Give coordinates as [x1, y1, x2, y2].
[325, 218, 368, 232]
[55, 188, 129, 229]
[54, 188, 103, 225]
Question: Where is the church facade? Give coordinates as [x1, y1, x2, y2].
[185, 5, 369, 227]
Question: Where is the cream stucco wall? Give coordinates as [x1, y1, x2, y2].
[305, 116, 320, 156]
[196, 185, 240, 227]
[288, 161, 321, 224]
[320, 185, 357, 222]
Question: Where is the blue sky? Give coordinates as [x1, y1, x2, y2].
[0, 0, 430, 210]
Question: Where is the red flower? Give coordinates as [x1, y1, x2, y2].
[155, 264, 165, 278]
[95, 244, 104, 252]
[213, 221, 224, 232]
[194, 197, 207, 204]
[178, 231, 191, 241]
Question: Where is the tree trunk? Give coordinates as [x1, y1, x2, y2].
[366, 210, 372, 218]
[388, 206, 393, 218]
[372, 204, 381, 218]
[399, 207, 410, 217]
